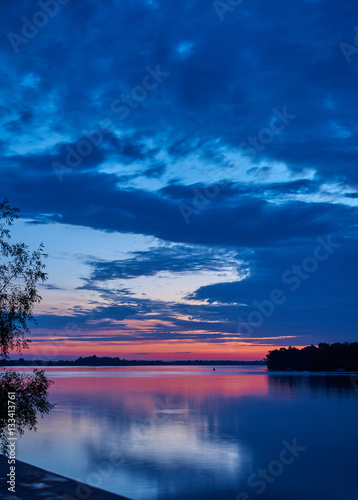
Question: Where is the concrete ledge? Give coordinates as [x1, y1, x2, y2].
[0, 455, 132, 500]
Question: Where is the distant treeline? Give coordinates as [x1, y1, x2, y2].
[1, 355, 266, 367]
[266, 343, 358, 371]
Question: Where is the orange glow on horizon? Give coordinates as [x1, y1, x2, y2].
[17, 337, 298, 361]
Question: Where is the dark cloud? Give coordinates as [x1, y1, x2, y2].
[187, 237, 358, 341]
[0, 0, 357, 185]
[40, 284, 64, 290]
[84, 245, 242, 281]
[2, 160, 355, 249]
[1, 0, 357, 348]
[144, 162, 167, 178]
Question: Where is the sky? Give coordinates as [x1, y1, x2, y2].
[0, 0, 357, 360]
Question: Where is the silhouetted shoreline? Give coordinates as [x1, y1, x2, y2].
[1, 356, 267, 367]
[266, 343, 358, 371]
[4, 343, 358, 371]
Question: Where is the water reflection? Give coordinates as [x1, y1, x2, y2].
[0, 368, 53, 454]
[15, 367, 358, 500]
[268, 372, 358, 398]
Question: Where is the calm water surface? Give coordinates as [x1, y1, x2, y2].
[14, 366, 358, 500]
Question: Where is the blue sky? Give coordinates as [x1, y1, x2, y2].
[1, 0, 357, 359]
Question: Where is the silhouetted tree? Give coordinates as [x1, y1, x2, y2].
[266, 342, 358, 371]
[0, 369, 53, 453]
[0, 199, 53, 454]
[0, 199, 47, 358]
